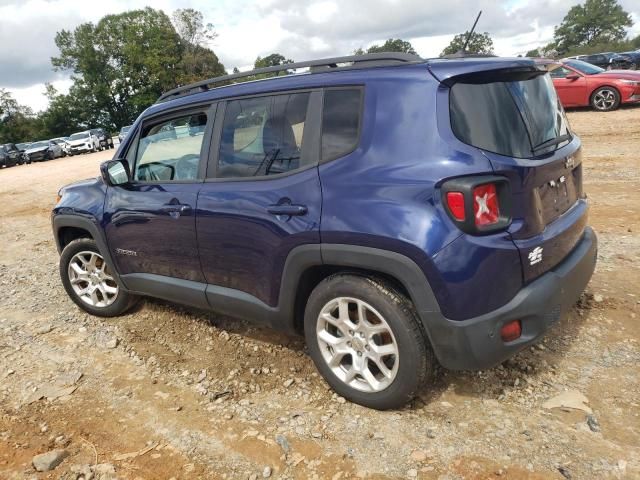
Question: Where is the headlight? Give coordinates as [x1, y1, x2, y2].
[620, 79, 640, 86]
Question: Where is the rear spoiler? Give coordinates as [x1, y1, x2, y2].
[427, 58, 547, 86]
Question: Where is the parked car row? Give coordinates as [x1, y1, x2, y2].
[569, 51, 640, 70]
[1, 128, 117, 169]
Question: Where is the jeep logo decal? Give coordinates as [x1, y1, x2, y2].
[528, 246, 543, 266]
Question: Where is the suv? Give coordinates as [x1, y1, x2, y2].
[52, 54, 597, 410]
[90, 128, 115, 150]
[67, 130, 99, 155]
[0, 143, 25, 167]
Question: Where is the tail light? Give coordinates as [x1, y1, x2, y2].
[473, 183, 500, 227]
[442, 175, 511, 235]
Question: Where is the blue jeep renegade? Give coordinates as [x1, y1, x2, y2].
[52, 53, 597, 409]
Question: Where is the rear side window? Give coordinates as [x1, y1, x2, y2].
[217, 92, 310, 178]
[450, 73, 571, 158]
[321, 88, 361, 161]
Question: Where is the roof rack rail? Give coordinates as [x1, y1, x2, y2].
[156, 52, 423, 103]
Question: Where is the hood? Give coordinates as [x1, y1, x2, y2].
[68, 137, 91, 146]
[593, 70, 640, 81]
[60, 177, 102, 192]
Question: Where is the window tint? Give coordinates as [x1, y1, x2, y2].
[450, 74, 571, 158]
[321, 89, 361, 161]
[450, 82, 531, 158]
[217, 93, 310, 178]
[134, 112, 207, 182]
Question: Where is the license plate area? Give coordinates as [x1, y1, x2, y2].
[537, 167, 579, 225]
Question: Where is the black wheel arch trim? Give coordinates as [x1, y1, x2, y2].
[52, 213, 125, 288]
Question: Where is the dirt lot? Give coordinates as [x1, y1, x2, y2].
[0, 108, 638, 480]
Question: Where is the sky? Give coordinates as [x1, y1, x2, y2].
[1, 0, 639, 112]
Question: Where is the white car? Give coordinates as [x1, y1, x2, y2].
[67, 131, 99, 155]
[50, 138, 72, 156]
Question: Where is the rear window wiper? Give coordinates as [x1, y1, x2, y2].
[531, 134, 572, 154]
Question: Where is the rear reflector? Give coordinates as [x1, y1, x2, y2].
[500, 320, 522, 343]
[445, 192, 466, 221]
[473, 183, 500, 227]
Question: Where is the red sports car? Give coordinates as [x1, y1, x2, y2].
[542, 59, 640, 111]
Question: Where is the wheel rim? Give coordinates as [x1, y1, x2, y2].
[316, 297, 399, 393]
[68, 251, 119, 307]
[593, 89, 616, 110]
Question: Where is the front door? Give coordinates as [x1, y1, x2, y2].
[196, 91, 322, 308]
[550, 66, 587, 106]
[104, 107, 213, 283]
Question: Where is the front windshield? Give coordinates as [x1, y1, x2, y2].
[70, 132, 89, 140]
[30, 142, 47, 148]
[565, 59, 605, 75]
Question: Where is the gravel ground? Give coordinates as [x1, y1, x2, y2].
[0, 107, 639, 480]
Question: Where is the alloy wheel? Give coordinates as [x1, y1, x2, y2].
[316, 297, 399, 393]
[593, 89, 617, 110]
[67, 251, 119, 307]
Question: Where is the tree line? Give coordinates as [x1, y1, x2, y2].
[1, 0, 637, 144]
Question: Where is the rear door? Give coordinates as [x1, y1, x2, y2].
[196, 90, 322, 308]
[104, 106, 214, 283]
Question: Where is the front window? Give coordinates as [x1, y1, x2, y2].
[564, 59, 605, 75]
[549, 66, 573, 78]
[30, 142, 47, 149]
[450, 72, 572, 158]
[133, 112, 207, 182]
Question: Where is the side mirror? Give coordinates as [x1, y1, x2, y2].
[566, 73, 580, 80]
[101, 159, 131, 187]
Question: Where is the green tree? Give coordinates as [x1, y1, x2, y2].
[440, 31, 494, 56]
[53, 8, 182, 130]
[172, 8, 217, 46]
[525, 48, 541, 57]
[352, 39, 417, 56]
[254, 53, 293, 69]
[551, 0, 632, 54]
[0, 89, 40, 143]
[366, 38, 417, 54]
[172, 8, 226, 85]
[38, 84, 86, 138]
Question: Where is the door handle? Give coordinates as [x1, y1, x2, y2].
[267, 204, 308, 216]
[160, 204, 192, 216]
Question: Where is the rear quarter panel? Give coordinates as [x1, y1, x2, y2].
[319, 68, 523, 320]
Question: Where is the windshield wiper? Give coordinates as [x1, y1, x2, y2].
[531, 134, 572, 154]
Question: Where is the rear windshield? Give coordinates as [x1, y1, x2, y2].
[450, 73, 571, 158]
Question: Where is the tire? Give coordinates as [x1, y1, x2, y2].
[591, 86, 620, 112]
[60, 238, 138, 317]
[304, 274, 437, 410]
[47, 150, 54, 160]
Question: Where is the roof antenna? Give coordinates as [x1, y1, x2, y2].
[460, 10, 482, 54]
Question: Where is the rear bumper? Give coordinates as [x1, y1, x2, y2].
[425, 226, 597, 370]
